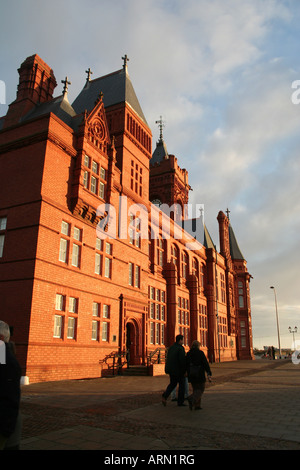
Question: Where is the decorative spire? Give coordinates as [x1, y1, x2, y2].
[226, 208, 230, 220]
[94, 91, 104, 106]
[85, 68, 93, 85]
[155, 115, 165, 141]
[122, 54, 129, 70]
[61, 76, 71, 97]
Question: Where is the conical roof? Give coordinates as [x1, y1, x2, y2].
[203, 224, 216, 250]
[182, 217, 216, 250]
[151, 116, 169, 164]
[229, 223, 245, 260]
[151, 138, 169, 164]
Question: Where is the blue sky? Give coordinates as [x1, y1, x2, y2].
[1, 0, 300, 349]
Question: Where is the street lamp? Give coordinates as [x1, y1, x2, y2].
[288, 326, 298, 350]
[270, 286, 282, 359]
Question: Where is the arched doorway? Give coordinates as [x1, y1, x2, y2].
[126, 320, 139, 365]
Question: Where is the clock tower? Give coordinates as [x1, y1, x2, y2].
[149, 117, 190, 220]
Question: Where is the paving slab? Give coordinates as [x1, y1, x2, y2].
[18, 359, 300, 451]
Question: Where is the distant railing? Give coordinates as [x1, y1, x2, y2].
[147, 347, 167, 367]
[99, 349, 128, 376]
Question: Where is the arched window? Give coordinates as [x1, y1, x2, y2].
[182, 251, 189, 279]
[192, 258, 200, 292]
[171, 244, 178, 265]
[192, 258, 199, 278]
[200, 263, 205, 289]
[156, 236, 164, 267]
[171, 244, 180, 283]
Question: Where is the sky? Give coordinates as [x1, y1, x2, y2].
[1, 0, 300, 350]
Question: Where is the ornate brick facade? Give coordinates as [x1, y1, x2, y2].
[0, 55, 253, 383]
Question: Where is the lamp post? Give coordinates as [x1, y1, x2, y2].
[270, 286, 282, 359]
[288, 326, 298, 351]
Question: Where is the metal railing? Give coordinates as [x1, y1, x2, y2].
[147, 347, 167, 366]
[99, 349, 128, 376]
[100, 347, 167, 375]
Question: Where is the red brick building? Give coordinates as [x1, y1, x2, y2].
[0, 54, 253, 383]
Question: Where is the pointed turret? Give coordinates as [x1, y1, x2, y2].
[151, 116, 168, 165]
[229, 223, 245, 260]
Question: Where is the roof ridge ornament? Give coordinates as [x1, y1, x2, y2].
[94, 91, 104, 106]
[122, 54, 129, 71]
[61, 76, 71, 97]
[85, 68, 93, 86]
[155, 115, 165, 141]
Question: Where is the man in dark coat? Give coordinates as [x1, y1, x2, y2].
[0, 321, 22, 450]
[162, 334, 186, 407]
[186, 340, 212, 410]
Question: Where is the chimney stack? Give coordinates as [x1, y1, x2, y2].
[3, 54, 57, 128]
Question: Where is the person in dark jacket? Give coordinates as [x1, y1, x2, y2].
[162, 334, 186, 407]
[0, 321, 22, 450]
[186, 340, 212, 410]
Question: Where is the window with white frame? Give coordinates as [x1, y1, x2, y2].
[92, 320, 99, 341]
[59, 221, 70, 263]
[93, 302, 100, 317]
[178, 296, 189, 345]
[199, 304, 208, 347]
[92, 160, 99, 174]
[99, 181, 105, 199]
[103, 304, 110, 318]
[61, 221, 69, 236]
[59, 238, 68, 263]
[90, 175, 97, 194]
[129, 261, 140, 288]
[135, 265, 140, 288]
[72, 243, 80, 267]
[55, 294, 65, 311]
[95, 238, 103, 275]
[95, 252, 102, 275]
[67, 317, 76, 339]
[83, 170, 89, 188]
[92, 302, 100, 341]
[129, 262, 133, 286]
[73, 227, 81, 242]
[182, 251, 188, 279]
[100, 167, 106, 180]
[102, 322, 109, 341]
[104, 242, 112, 278]
[148, 287, 166, 345]
[69, 297, 77, 313]
[156, 237, 164, 267]
[72, 227, 82, 268]
[83, 154, 107, 200]
[54, 315, 63, 338]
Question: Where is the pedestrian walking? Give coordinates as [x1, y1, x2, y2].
[0, 321, 22, 450]
[170, 376, 189, 401]
[186, 340, 212, 410]
[162, 334, 186, 407]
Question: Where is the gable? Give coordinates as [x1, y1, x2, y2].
[85, 94, 111, 150]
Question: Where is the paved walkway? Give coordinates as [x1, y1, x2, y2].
[19, 359, 300, 450]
